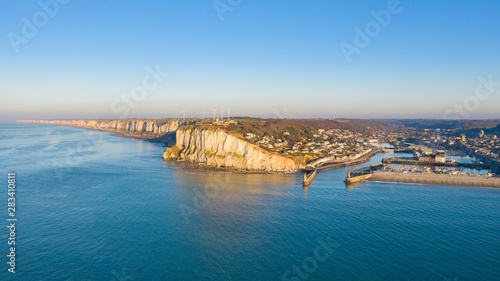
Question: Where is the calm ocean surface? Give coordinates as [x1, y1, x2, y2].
[1, 122, 499, 281]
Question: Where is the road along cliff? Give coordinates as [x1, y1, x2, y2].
[163, 125, 300, 173]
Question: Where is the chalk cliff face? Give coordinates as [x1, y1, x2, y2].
[19, 119, 191, 138]
[164, 126, 298, 172]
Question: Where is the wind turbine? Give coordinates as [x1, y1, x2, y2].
[220, 106, 225, 120]
[181, 110, 187, 120]
[227, 108, 231, 120]
[212, 108, 218, 120]
[202, 109, 206, 119]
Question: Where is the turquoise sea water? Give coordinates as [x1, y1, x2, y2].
[0, 122, 499, 280]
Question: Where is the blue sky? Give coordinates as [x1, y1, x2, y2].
[1, 0, 500, 120]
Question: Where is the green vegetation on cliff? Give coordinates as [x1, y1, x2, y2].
[163, 144, 181, 160]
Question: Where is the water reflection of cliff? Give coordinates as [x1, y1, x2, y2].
[163, 166, 302, 270]
[171, 166, 299, 197]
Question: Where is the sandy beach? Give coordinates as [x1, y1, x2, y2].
[368, 171, 500, 188]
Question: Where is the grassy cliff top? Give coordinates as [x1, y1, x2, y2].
[178, 124, 224, 132]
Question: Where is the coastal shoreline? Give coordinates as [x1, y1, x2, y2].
[171, 160, 300, 175]
[19, 120, 303, 173]
[18, 119, 182, 145]
[368, 171, 500, 188]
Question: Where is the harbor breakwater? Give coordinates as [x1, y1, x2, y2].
[368, 171, 500, 188]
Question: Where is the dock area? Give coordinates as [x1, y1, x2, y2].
[302, 149, 386, 187]
[382, 157, 491, 169]
[345, 164, 387, 184]
[368, 171, 500, 188]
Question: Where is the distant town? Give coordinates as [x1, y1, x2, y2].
[387, 127, 500, 175]
[203, 117, 500, 176]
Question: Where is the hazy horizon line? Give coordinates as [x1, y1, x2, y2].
[6, 116, 500, 122]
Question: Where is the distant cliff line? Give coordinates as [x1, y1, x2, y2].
[18, 119, 193, 141]
[18, 119, 302, 173]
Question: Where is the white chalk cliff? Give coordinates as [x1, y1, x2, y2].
[163, 126, 299, 172]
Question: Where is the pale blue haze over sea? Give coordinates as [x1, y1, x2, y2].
[1, 122, 499, 280]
